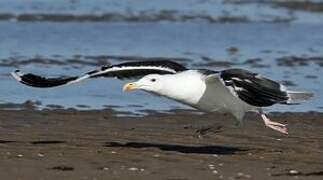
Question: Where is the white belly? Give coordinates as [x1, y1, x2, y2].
[193, 79, 256, 120]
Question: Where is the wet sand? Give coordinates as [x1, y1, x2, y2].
[0, 109, 323, 179]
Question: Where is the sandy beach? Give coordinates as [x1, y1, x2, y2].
[0, 109, 322, 180]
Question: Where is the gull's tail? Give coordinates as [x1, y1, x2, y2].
[287, 91, 313, 104]
[11, 70, 92, 88]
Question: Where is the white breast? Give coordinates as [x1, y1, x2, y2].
[157, 70, 207, 105]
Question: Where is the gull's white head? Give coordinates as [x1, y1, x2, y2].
[123, 74, 164, 93]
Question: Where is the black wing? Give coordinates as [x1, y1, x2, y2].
[12, 60, 187, 88]
[89, 60, 187, 78]
[220, 69, 289, 107]
[11, 70, 78, 88]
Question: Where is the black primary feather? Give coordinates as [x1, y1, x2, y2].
[220, 69, 289, 107]
[14, 71, 78, 88]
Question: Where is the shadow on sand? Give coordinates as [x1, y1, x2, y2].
[0, 139, 66, 145]
[105, 141, 246, 155]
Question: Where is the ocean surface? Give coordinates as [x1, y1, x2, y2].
[0, 0, 323, 114]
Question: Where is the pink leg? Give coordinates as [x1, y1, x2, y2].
[261, 114, 288, 135]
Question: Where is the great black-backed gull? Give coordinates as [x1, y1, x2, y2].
[11, 60, 313, 134]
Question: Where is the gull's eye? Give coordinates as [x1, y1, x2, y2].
[151, 78, 156, 82]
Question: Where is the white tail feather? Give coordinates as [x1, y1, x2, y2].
[287, 91, 313, 103]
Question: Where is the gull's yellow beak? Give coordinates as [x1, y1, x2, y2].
[123, 82, 139, 92]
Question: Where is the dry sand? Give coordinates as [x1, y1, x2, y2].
[0, 109, 322, 180]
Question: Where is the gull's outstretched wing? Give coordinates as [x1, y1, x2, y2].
[12, 60, 187, 88]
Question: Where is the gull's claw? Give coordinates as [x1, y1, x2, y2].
[261, 114, 288, 135]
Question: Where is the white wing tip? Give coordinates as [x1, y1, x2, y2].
[11, 70, 23, 82]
